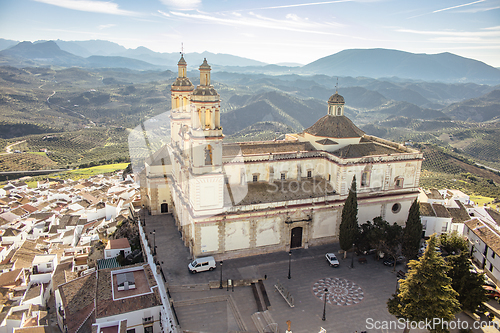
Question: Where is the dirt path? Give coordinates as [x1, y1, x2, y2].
[1, 140, 26, 155]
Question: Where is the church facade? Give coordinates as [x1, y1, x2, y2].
[141, 56, 423, 259]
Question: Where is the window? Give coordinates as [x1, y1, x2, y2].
[421, 220, 427, 230]
[391, 203, 401, 214]
[127, 329, 135, 333]
[442, 222, 448, 233]
[253, 175, 258, 182]
[328, 174, 331, 181]
[492, 252, 496, 259]
[307, 170, 312, 178]
[204, 145, 213, 165]
[144, 326, 153, 333]
[490, 263, 493, 272]
[361, 171, 369, 187]
[46, 263, 52, 268]
[281, 173, 286, 180]
[395, 178, 403, 188]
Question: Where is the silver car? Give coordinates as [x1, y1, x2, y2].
[325, 253, 340, 267]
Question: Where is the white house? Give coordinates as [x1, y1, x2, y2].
[57, 264, 162, 333]
[104, 238, 131, 259]
[465, 218, 500, 284]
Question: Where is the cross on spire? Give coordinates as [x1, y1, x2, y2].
[336, 77, 338, 93]
[180, 42, 184, 56]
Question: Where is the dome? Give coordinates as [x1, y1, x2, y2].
[328, 92, 344, 104]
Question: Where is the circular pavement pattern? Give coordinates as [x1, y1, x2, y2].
[312, 277, 364, 306]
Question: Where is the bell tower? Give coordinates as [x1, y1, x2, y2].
[170, 54, 194, 152]
[187, 59, 225, 215]
[328, 90, 345, 116]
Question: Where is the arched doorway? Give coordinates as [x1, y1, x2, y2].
[161, 203, 168, 213]
[290, 227, 303, 248]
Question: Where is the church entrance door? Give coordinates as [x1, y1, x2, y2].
[290, 227, 303, 248]
[161, 203, 168, 213]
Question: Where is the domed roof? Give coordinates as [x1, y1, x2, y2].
[328, 92, 344, 104]
[304, 115, 364, 138]
[171, 77, 194, 90]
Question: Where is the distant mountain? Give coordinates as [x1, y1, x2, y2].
[0, 38, 18, 51]
[56, 40, 266, 67]
[0, 41, 84, 67]
[57, 39, 127, 56]
[85, 56, 162, 71]
[443, 89, 500, 122]
[302, 49, 500, 84]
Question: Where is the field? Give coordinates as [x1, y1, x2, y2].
[67, 163, 129, 175]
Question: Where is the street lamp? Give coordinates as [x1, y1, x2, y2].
[219, 261, 223, 289]
[288, 251, 292, 279]
[150, 229, 156, 256]
[350, 243, 355, 269]
[322, 288, 328, 321]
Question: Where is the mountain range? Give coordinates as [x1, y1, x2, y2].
[1, 39, 500, 84]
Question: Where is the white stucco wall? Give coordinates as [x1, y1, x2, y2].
[225, 221, 250, 251]
[312, 210, 338, 239]
[255, 218, 280, 247]
[200, 225, 219, 253]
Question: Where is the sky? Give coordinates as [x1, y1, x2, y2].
[0, 0, 499, 66]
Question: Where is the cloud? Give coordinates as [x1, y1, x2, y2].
[397, 28, 500, 37]
[458, 4, 500, 13]
[169, 10, 346, 36]
[33, 0, 139, 16]
[98, 24, 116, 30]
[249, 0, 352, 10]
[407, 0, 486, 18]
[157, 10, 171, 17]
[160, 0, 201, 10]
[431, 0, 486, 13]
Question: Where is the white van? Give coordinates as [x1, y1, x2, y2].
[188, 256, 217, 273]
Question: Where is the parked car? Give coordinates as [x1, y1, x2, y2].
[188, 256, 217, 273]
[383, 256, 404, 266]
[325, 253, 340, 267]
[484, 286, 500, 299]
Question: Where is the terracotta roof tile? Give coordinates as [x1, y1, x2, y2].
[432, 203, 451, 218]
[420, 202, 436, 217]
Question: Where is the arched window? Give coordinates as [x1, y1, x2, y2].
[204, 145, 213, 165]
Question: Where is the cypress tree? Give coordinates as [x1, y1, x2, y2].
[388, 235, 460, 333]
[402, 199, 423, 261]
[339, 176, 358, 258]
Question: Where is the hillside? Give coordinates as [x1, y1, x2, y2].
[443, 89, 500, 122]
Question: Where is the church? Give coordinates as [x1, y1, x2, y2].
[140, 56, 423, 259]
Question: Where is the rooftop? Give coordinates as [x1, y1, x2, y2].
[105, 238, 130, 250]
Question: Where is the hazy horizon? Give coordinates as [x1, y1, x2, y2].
[0, 0, 499, 67]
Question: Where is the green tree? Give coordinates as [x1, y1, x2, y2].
[402, 199, 423, 261]
[439, 233, 488, 314]
[388, 235, 460, 333]
[447, 251, 488, 314]
[339, 176, 359, 258]
[367, 216, 403, 269]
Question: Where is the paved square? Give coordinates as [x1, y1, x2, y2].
[142, 212, 491, 333]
